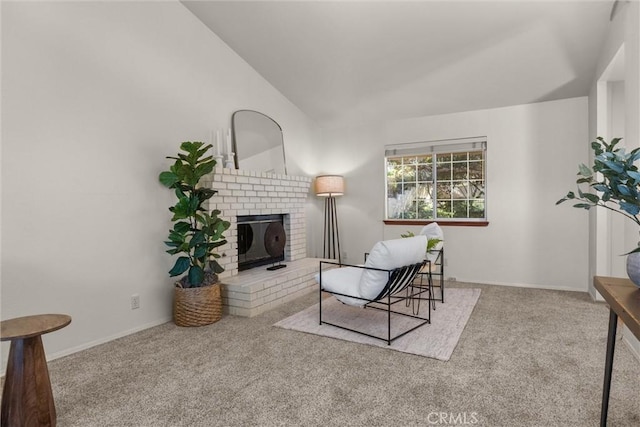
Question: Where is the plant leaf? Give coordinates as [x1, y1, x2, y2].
[627, 170, 640, 182]
[619, 201, 640, 216]
[625, 246, 640, 255]
[582, 193, 599, 204]
[188, 265, 204, 286]
[578, 164, 592, 177]
[159, 171, 178, 188]
[427, 238, 442, 251]
[194, 161, 215, 179]
[209, 260, 224, 274]
[193, 245, 207, 259]
[189, 230, 206, 248]
[168, 256, 190, 277]
[603, 160, 624, 173]
[617, 184, 631, 196]
[173, 221, 190, 233]
[572, 203, 592, 210]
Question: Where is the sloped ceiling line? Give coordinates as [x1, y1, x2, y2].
[183, 0, 612, 126]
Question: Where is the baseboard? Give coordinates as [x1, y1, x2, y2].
[1, 316, 173, 376]
[453, 278, 588, 293]
[588, 287, 606, 302]
[622, 331, 640, 363]
[46, 316, 172, 363]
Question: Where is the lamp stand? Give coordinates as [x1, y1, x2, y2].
[323, 196, 342, 264]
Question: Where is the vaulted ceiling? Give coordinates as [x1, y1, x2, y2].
[183, 0, 614, 126]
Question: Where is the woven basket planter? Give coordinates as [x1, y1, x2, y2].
[173, 282, 222, 327]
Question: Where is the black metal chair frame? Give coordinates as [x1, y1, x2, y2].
[430, 248, 445, 302]
[318, 260, 431, 345]
[412, 248, 444, 313]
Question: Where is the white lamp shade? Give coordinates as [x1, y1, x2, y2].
[315, 175, 345, 197]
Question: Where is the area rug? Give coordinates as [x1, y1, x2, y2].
[274, 288, 481, 361]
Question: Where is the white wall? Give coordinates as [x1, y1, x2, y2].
[306, 122, 387, 262]
[309, 97, 590, 291]
[609, 81, 628, 277]
[588, 0, 640, 359]
[1, 1, 317, 367]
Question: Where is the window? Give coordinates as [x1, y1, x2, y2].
[385, 137, 486, 221]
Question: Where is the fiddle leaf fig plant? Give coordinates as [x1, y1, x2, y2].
[557, 137, 640, 253]
[159, 141, 230, 287]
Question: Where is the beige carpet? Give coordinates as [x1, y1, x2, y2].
[13, 282, 637, 426]
[274, 288, 481, 360]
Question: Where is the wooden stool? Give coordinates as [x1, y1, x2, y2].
[1, 314, 71, 427]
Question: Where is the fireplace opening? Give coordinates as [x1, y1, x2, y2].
[237, 214, 286, 271]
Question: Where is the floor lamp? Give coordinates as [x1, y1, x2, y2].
[315, 175, 345, 264]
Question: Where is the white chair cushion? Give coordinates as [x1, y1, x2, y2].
[358, 235, 427, 300]
[315, 266, 366, 306]
[420, 223, 444, 262]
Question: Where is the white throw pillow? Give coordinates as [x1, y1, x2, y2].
[420, 223, 444, 262]
[358, 235, 426, 300]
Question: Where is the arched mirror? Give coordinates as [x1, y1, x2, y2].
[232, 110, 287, 175]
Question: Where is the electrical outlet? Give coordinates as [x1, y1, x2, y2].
[131, 294, 140, 310]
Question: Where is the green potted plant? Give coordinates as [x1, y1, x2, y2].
[159, 141, 231, 326]
[557, 137, 640, 287]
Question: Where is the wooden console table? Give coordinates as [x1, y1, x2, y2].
[593, 276, 640, 427]
[1, 314, 71, 427]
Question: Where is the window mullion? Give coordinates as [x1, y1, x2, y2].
[432, 154, 438, 219]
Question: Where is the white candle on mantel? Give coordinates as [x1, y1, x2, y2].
[216, 129, 222, 155]
[226, 128, 232, 154]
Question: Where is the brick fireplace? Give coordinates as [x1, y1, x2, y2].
[202, 168, 318, 316]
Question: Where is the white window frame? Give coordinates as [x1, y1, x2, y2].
[384, 137, 487, 222]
